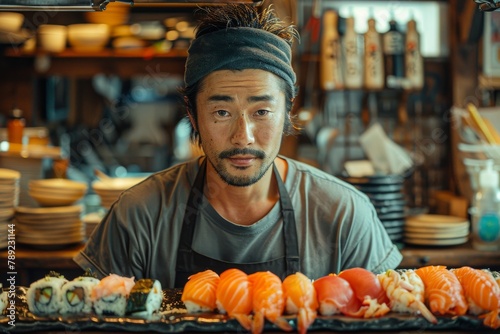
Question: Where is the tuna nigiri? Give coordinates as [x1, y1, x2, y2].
[181, 270, 220, 313]
[215, 269, 253, 331]
[313, 274, 358, 316]
[338, 267, 390, 318]
[248, 271, 292, 334]
[415, 265, 468, 316]
[282, 272, 318, 334]
[453, 266, 500, 329]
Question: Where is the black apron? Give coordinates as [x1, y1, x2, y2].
[174, 158, 300, 288]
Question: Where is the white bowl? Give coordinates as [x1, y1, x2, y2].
[68, 24, 110, 51]
[29, 191, 84, 207]
[29, 178, 87, 191]
[38, 24, 67, 53]
[0, 12, 24, 32]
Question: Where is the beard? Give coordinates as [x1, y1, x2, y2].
[210, 148, 273, 187]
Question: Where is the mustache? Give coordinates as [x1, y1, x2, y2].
[219, 148, 266, 159]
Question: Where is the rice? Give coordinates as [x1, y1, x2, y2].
[26, 272, 68, 315]
[125, 279, 163, 319]
[184, 300, 212, 313]
[60, 276, 100, 314]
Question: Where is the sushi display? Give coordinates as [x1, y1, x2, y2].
[6, 265, 499, 332]
[25, 272, 162, 319]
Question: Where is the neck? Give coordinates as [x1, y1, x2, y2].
[204, 157, 286, 226]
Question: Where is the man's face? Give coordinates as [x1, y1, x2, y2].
[194, 69, 287, 187]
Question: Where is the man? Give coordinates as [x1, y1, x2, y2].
[74, 4, 402, 288]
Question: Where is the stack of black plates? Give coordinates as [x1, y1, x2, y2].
[342, 174, 406, 244]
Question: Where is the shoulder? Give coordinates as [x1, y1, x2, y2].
[282, 156, 370, 205]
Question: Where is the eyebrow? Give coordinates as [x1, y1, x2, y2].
[207, 95, 277, 103]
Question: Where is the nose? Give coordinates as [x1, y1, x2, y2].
[231, 114, 255, 146]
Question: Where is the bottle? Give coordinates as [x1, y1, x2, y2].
[7, 107, 25, 146]
[342, 15, 363, 89]
[405, 17, 424, 90]
[320, 9, 343, 90]
[364, 16, 384, 90]
[383, 15, 405, 89]
[471, 160, 500, 251]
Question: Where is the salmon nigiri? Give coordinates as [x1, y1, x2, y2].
[415, 265, 468, 316]
[248, 271, 292, 334]
[453, 266, 500, 329]
[282, 272, 318, 334]
[181, 270, 220, 313]
[338, 267, 390, 318]
[215, 268, 253, 331]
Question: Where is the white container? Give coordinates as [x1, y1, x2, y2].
[470, 160, 500, 251]
[68, 24, 110, 52]
[38, 24, 67, 53]
[0, 12, 24, 32]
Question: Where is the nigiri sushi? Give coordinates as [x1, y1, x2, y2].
[215, 268, 252, 330]
[415, 265, 468, 316]
[181, 270, 220, 313]
[282, 272, 318, 334]
[453, 266, 500, 329]
[91, 273, 135, 317]
[248, 271, 292, 334]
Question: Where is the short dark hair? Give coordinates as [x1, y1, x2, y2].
[181, 4, 300, 144]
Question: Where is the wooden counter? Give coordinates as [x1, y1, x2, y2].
[1, 241, 499, 286]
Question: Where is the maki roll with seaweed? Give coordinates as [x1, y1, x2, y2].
[126, 279, 163, 319]
[91, 273, 135, 317]
[27, 271, 68, 315]
[60, 270, 100, 314]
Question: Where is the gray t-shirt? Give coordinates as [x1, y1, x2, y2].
[74, 156, 402, 288]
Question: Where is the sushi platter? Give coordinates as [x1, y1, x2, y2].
[0, 286, 490, 333]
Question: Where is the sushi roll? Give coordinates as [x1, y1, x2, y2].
[0, 285, 7, 315]
[91, 273, 135, 317]
[60, 271, 100, 314]
[27, 271, 68, 315]
[125, 278, 163, 319]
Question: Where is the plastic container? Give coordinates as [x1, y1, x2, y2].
[470, 159, 500, 250]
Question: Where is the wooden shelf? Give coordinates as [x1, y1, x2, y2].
[2, 47, 188, 77]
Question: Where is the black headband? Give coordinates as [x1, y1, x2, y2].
[184, 27, 296, 89]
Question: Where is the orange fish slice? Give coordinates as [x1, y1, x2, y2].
[453, 266, 500, 329]
[282, 272, 318, 334]
[415, 265, 468, 316]
[215, 268, 253, 331]
[181, 270, 220, 313]
[313, 274, 359, 316]
[248, 271, 292, 334]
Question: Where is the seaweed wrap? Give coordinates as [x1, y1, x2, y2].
[91, 273, 135, 317]
[60, 270, 100, 314]
[125, 278, 163, 319]
[26, 271, 68, 315]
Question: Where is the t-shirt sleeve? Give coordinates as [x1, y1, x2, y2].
[73, 201, 140, 279]
[340, 200, 403, 273]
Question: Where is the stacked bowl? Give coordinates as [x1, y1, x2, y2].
[0, 168, 20, 249]
[29, 179, 87, 207]
[342, 174, 406, 244]
[92, 177, 145, 209]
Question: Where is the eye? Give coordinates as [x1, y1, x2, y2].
[255, 109, 270, 117]
[215, 110, 230, 117]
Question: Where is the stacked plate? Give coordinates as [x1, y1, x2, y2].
[14, 205, 85, 249]
[342, 174, 406, 243]
[92, 177, 146, 209]
[404, 214, 470, 246]
[0, 168, 20, 249]
[29, 178, 87, 207]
